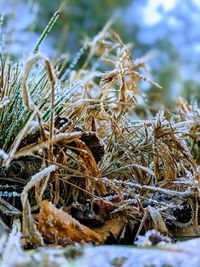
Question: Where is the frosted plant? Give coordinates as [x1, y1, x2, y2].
[0, 220, 31, 267]
[135, 229, 172, 247]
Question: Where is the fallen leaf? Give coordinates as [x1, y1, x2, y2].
[37, 200, 106, 246]
[92, 215, 127, 240]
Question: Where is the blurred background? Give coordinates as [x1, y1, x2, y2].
[0, 0, 199, 107]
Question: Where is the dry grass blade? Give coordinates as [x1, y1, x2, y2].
[21, 165, 59, 245]
[13, 132, 83, 160]
[156, 139, 177, 180]
[148, 206, 168, 235]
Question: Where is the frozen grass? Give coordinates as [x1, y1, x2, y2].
[0, 9, 199, 259]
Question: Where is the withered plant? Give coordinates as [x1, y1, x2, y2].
[0, 14, 199, 247]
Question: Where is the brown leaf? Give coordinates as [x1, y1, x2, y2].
[37, 200, 106, 246]
[80, 131, 105, 164]
[75, 139, 107, 195]
[92, 216, 127, 240]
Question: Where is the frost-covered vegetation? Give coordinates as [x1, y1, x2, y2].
[1, 0, 199, 104]
[0, 1, 200, 267]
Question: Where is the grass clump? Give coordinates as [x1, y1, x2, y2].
[0, 11, 199, 251]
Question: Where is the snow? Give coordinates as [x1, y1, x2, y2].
[2, 231, 200, 267]
[77, 239, 200, 267]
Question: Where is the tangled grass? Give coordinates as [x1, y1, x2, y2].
[0, 14, 199, 248]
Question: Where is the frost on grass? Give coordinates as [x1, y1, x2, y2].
[0, 18, 199, 250]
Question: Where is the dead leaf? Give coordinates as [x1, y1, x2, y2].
[75, 139, 107, 195]
[37, 200, 106, 245]
[92, 215, 127, 240]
